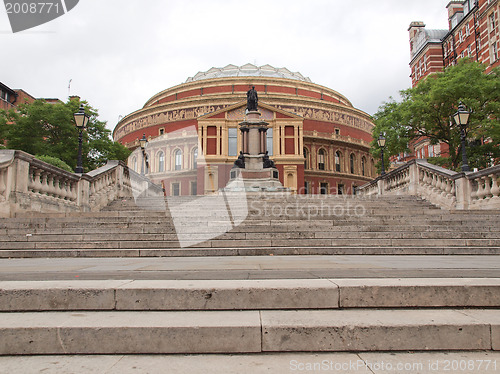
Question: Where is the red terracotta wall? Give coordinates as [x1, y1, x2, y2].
[119, 119, 198, 145]
[304, 120, 372, 143]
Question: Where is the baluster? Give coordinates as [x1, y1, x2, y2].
[431, 173, 438, 192]
[65, 180, 72, 200]
[483, 176, 492, 200]
[443, 177, 449, 195]
[422, 170, 428, 186]
[90, 180, 96, 197]
[47, 175, 56, 197]
[435, 175, 443, 194]
[59, 178, 68, 201]
[59, 179, 67, 200]
[449, 180, 457, 204]
[70, 182, 78, 201]
[476, 177, 486, 201]
[40, 173, 49, 195]
[0, 170, 5, 198]
[444, 178, 452, 197]
[490, 174, 500, 201]
[31, 169, 42, 193]
[53, 177, 61, 199]
[470, 179, 478, 203]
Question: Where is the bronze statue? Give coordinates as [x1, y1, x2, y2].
[246, 86, 258, 111]
[233, 151, 246, 169]
[263, 151, 275, 169]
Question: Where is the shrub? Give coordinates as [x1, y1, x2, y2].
[36, 155, 74, 173]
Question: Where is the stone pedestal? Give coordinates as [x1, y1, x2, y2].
[224, 111, 287, 193]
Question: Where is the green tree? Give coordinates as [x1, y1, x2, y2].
[373, 59, 500, 170]
[0, 98, 131, 172]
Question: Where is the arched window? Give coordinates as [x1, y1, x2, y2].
[335, 151, 341, 172]
[267, 128, 273, 156]
[131, 156, 137, 172]
[318, 149, 326, 171]
[361, 156, 366, 176]
[228, 128, 237, 157]
[350, 154, 355, 174]
[174, 149, 182, 171]
[192, 147, 198, 170]
[158, 152, 165, 173]
[303, 147, 309, 169]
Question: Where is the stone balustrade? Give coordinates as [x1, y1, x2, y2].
[0, 150, 163, 217]
[358, 159, 500, 210]
[467, 165, 500, 209]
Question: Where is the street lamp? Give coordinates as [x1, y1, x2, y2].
[377, 133, 387, 176]
[453, 102, 471, 172]
[73, 105, 89, 174]
[139, 133, 149, 175]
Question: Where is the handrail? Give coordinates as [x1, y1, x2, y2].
[0, 150, 163, 217]
[357, 159, 500, 210]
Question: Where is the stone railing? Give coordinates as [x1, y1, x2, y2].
[467, 165, 500, 210]
[358, 159, 500, 210]
[0, 150, 163, 217]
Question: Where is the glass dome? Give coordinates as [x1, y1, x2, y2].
[185, 63, 313, 83]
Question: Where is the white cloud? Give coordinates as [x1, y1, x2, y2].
[0, 0, 451, 132]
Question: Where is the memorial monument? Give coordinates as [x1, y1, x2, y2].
[224, 87, 286, 192]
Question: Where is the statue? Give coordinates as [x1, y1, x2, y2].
[263, 151, 275, 169]
[246, 86, 258, 111]
[233, 151, 246, 169]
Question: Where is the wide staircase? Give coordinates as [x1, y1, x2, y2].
[1, 194, 499, 258]
[0, 194, 499, 357]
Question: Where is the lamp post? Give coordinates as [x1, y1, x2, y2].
[377, 133, 386, 176]
[73, 105, 89, 174]
[139, 133, 148, 175]
[453, 102, 471, 172]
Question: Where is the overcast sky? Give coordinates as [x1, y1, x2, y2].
[1, 0, 451, 135]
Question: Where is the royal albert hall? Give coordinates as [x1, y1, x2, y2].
[113, 64, 376, 196]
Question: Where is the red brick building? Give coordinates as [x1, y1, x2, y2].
[410, 0, 499, 87]
[0, 83, 18, 112]
[397, 0, 500, 166]
[0, 81, 60, 112]
[113, 64, 376, 196]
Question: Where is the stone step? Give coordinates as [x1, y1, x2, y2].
[2, 246, 500, 258]
[2, 218, 499, 232]
[2, 230, 500, 242]
[2, 226, 499, 239]
[0, 308, 498, 354]
[1, 237, 500, 250]
[1, 279, 499, 311]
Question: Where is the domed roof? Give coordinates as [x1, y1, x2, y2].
[185, 63, 313, 83]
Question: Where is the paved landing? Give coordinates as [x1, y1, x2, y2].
[0, 255, 499, 281]
[1, 352, 499, 374]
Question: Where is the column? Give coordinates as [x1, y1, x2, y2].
[241, 127, 249, 154]
[280, 126, 285, 156]
[298, 126, 303, 156]
[294, 126, 299, 156]
[259, 128, 267, 154]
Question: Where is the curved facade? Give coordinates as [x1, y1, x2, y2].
[114, 64, 376, 195]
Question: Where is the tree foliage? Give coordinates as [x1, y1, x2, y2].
[372, 59, 500, 170]
[0, 98, 130, 172]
